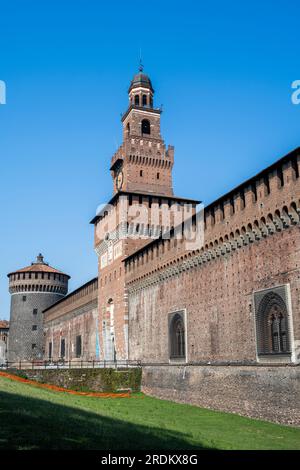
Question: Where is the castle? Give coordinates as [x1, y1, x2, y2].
[7, 68, 300, 424]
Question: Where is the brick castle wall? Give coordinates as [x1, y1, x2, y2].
[43, 278, 98, 361]
[126, 149, 300, 364]
[128, 226, 300, 363]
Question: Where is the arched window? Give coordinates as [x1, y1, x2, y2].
[142, 94, 147, 106]
[135, 95, 140, 106]
[126, 122, 130, 137]
[169, 312, 185, 359]
[254, 289, 291, 356]
[141, 119, 150, 135]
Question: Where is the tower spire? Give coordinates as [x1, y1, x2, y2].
[139, 49, 143, 72]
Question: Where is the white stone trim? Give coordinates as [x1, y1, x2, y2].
[252, 283, 297, 364]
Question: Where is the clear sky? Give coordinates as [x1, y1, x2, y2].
[0, 0, 299, 319]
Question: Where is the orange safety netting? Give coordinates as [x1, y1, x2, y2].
[0, 370, 131, 398]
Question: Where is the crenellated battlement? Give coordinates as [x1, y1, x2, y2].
[125, 148, 300, 288]
[7, 255, 70, 362]
[203, 148, 300, 240]
[110, 139, 174, 170]
[8, 255, 70, 296]
[107, 71, 175, 201]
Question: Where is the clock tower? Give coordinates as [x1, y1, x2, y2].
[110, 64, 174, 196]
[91, 67, 199, 361]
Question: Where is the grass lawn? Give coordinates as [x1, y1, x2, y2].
[0, 375, 299, 450]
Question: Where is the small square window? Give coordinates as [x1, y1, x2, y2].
[32, 344, 37, 350]
[22, 296, 27, 302]
[33, 309, 38, 315]
[32, 325, 37, 331]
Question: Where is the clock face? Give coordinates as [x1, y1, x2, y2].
[116, 170, 123, 190]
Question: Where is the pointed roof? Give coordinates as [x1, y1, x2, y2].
[7, 254, 70, 278]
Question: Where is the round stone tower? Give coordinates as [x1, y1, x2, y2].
[7, 254, 70, 362]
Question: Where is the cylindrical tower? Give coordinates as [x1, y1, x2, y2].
[7, 254, 70, 362]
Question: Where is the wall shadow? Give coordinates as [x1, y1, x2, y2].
[0, 390, 212, 450]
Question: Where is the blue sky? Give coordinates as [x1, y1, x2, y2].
[0, 0, 299, 319]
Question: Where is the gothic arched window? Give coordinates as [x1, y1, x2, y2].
[141, 119, 150, 135]
[169, 312, 186, 359]
[126, 122, 130, 137]
[254, 289, 291, 356]
[135, 95, 140, 106]
[142, 94, 147, 106]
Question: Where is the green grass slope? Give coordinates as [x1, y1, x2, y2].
[0, 376, 299, 450]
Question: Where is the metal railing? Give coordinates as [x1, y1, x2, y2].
[0, 359, 142, 370]
[1, 358, 297, 371]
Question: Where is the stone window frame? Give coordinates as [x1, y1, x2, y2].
[253, 284, 296, 364]
[168, 309, 188, 364]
